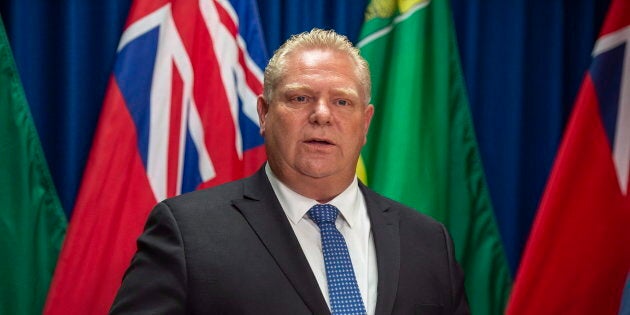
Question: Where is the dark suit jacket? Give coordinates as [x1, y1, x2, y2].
[110, 167, 469, 314]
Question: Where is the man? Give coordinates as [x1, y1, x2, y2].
[110, 29, 469, 315]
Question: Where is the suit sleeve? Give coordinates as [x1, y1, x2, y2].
[110, 202, 187, 314]
[441, 224, 470, 315]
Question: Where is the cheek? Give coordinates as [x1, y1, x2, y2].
[346, 117, 370, 147]
[347, 114, 367, 133]
[267, 114, 298, 145]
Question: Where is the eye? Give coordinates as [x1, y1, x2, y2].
[335, 99, 350, 106]
[291, 95, 310, 103]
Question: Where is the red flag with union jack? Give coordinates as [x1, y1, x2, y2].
[506, 0, 630, 314]
[44, 0, 267, 313]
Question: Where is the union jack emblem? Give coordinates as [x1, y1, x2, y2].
[113, 0, 267, 201]
[591, 24, 630, 195]
[44, 2, 269, 313]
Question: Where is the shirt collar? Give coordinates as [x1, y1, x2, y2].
[265, 164, 361, 228]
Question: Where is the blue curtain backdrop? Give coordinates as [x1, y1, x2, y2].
[0, 0, 610, 275]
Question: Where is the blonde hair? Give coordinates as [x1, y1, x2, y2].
[263, 28, 371, 103]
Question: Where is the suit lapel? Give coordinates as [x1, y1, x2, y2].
[360, 183, 401, 315]
[232, 169, 330, 315]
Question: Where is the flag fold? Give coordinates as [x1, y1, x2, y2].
[44, 1, 267, 313]
[358, 1, 512, 314]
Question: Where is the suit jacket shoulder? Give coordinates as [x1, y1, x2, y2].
[111, 168, 330, 314]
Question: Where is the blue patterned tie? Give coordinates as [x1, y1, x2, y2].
[308, 204, 367, 315]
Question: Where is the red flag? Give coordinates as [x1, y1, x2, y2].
[506, 0, 630, 314]
[44, 1, 267, 313]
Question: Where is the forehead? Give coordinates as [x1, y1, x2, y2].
[279, 48, 363, 95]
[285, 48, 356, 71]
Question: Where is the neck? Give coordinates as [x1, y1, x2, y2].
[268, 164, 355, 203]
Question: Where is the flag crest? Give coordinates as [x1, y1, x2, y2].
[358, 1, 512, 314]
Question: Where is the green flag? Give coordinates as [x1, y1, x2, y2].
[358, 1, 511, 314]
[0, 18, 67, 314]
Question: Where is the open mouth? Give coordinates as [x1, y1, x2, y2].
[305, 138, 334, 146]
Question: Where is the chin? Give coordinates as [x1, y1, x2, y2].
[294, 156, 353, 178]
[294, 162, 336, 178]
[298, 168, 335, 179]
[297, 162, 353, 180]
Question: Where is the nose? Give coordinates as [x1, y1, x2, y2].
[309, 99, 332, 125]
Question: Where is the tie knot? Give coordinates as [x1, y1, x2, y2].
[308, 204, 339, 226]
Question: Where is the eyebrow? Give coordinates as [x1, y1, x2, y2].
[281, 84, 360, 100]
[281, 83, 311, 93]
[330, 87, 360, 100]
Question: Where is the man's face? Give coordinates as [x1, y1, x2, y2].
[258, 48, 374, 184]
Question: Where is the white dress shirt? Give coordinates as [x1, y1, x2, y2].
[265, 165, 378, 315]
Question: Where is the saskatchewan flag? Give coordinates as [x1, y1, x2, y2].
[358, 0, 512, 314]
[0, 18, 67, 314]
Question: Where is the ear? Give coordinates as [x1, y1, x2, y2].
[362, 104, 374, 144]
[257, 95, 269, 136]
